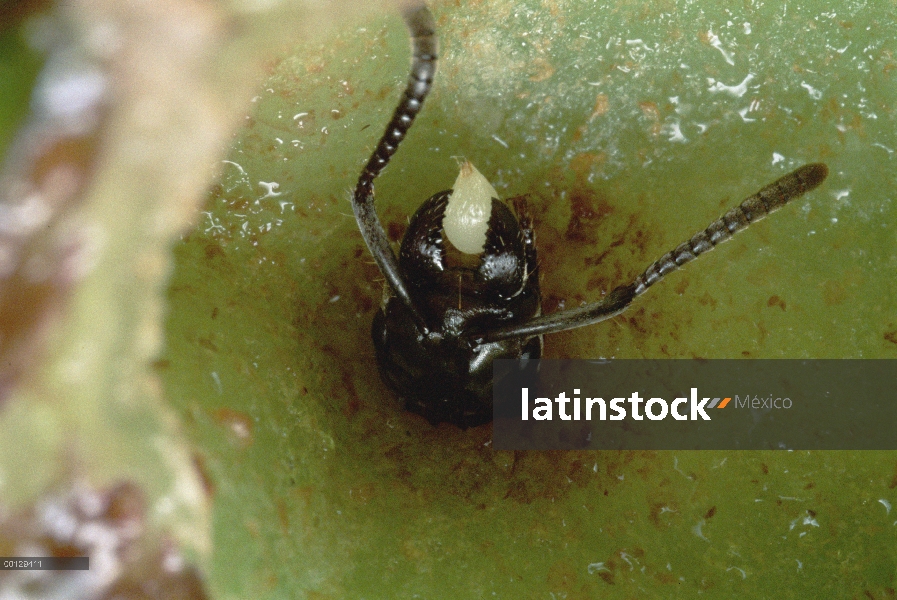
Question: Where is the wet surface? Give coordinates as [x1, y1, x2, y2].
[163, 0, 896, 596]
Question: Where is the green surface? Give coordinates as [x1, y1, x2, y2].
[0, 23, 41, 159]
[164, 1, 897, 598]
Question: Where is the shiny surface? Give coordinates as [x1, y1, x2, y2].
[376, 188, 541, 427]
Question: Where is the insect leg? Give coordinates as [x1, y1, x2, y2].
[353, 5, 438, 333]
[478, 163, 829, 343]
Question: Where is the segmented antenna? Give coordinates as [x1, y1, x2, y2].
[352, 6, 438, 333]
[479, 163, 829, 343]
[356, 7, 438, 193]
[632, 163, 829, 296]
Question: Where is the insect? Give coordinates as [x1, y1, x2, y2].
[351, 6, 828, 428]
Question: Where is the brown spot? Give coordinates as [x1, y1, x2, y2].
[341, 370, 362, 419]
[503, 480, 529, 503]
[696, 292, 718, 310]
[648, 502, 670, 527]
[343, 396, 361, 421]
[584, 235, 625, 267]
[387, 220, 404, 242]
[528, 57, 555, 82]
[597, 556, 618, 585]
[590, 93, 609, 119]
[198, 336, 218, 352]
[541, 294, 567, 314]
[822, 279, 848, 305]
[767, 295, 786, 310]
[546, 559, 578, 591]
[565, 189, 613, 242]
[229, 197, 251, 211]
[212, 407, 254, 448]
[276, 498, 290, 535]
[704, 505, 717, 519]
[884, 330, 897, 345]
[760, 463, 769, 475]
[102, 482, 146, 528]
[375, 84, 393, 101]
[152, 358, 171, 370]
[204, 242, 225, 259]
[0, 260, 79, 406]
[569, 152, 607, 182]
[356, 292, 374, 314]
[654, 571, 677, 585]
[291, 485, 314, 508]
[639, 101, 660, 121]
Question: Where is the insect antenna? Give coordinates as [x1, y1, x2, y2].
[477, 163, 829, 343]
[351, 5, 438, 333]
[356, 6, 438, 192]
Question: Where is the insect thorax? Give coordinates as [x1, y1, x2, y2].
[371, 189, 542, 427]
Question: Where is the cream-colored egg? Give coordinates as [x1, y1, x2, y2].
[443, 161, 499, 254]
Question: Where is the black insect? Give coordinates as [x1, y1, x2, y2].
[351, 6, 828, 428]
